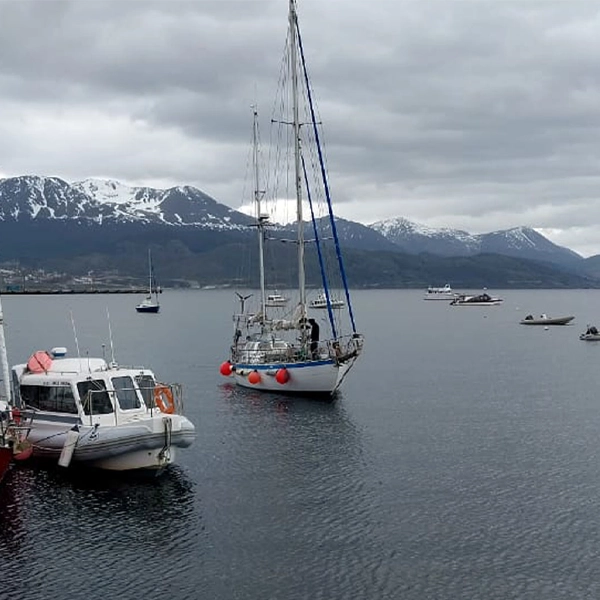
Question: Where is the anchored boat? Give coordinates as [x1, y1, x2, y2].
[520, 314, 574, 326]
[424, 283, 457, 301]
[450, 293, 503, 306]
[0, 294, 194, 473]
[220, 0, 363, 395]
[580, 325, 600, 340]
[9, 349, 195, 472]
[136, 249, 160, 313]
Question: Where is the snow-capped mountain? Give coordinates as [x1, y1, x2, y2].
[369, 217, 583, 268]
[0, 176, 587, 271]
[370, 217, 480, 255]
[0, 176, 254, 229]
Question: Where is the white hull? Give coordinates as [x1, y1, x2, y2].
[580, 333, 600, 341]
[520, 316, 574, 325]
[309, 301, 345, 309]
[232, 358, 355, 395]
[451, 302, 502, 306]
[24, 413, 195, 471]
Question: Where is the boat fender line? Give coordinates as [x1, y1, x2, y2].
[154, 385, 175, 414]
[58, 425, 80, 468]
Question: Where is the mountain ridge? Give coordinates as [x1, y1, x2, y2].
[0, 175, 597, 288]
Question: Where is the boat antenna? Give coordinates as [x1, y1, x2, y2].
[70, 310, 81, 360]
[106, 307, 116, 366]
[0, 294, 12, 404]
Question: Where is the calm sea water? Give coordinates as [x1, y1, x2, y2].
[2, 289, 600, 599]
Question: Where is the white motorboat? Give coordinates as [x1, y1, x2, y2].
[265, 292, 289, 307]
[520, 314, 574, 326]
[220, 1, 363, 395]
[309, 292, 345, 309]
[10, 349, 195, 472]
[0, 291, 194, 473]
[423, 283, 457, 301]
[450, 293, 503, 306]
[580, 325, 600, 340]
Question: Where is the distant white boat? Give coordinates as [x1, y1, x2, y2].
[520, 314, 574, 326]
[265, 292, 289, 307]
[580, 325, 600, 340]
[450, 293, 503, 306]
[309, 292, 345, 309]
[423, 283, 457, 301]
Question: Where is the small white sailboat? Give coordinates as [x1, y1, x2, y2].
[136, 249, 160, 313]
[220, 1, 363, 395]
[0, 296, 195, 473]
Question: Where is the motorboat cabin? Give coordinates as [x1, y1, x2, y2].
[11, 348, 195, 472]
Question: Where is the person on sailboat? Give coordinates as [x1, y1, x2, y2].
[308, 318, 320, 359]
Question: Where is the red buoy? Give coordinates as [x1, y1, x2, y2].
[219, 361, 233, 376]
[275, 368, 290, 384]
[248, 370, 261, 385]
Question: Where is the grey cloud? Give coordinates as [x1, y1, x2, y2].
[2, 0, 600, 255]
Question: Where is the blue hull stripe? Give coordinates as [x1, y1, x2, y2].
[235, 359, 334, 371]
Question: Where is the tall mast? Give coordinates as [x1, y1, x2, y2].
[148, 248, 152, 295]
[253, 107, 267, 319]
[289, 0, 306, 317]
[0, 295, 12, 404]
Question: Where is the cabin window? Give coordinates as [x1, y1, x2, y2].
[135, 375, 155, 408]
[19, 385, 78, 414]
[111, 376, 141, 410]
[77, 380, 113, 415]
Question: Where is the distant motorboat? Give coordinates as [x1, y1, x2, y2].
[265, 292, 289, 307]
[309, 292, 345, 309]
[450, 293, 503, 306]
[423, 283, 457, 301]
[580, 325, 600, 340]
[520, 314, 574, 326]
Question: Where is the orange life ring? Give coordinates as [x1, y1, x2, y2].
[154, 385, 175, 414]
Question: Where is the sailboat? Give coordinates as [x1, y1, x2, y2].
[219, 0, 364, 395]
[136, 249, 160, 313]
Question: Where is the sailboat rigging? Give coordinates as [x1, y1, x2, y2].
[136, 249, 160, 313]
[219, 0, 363, 395]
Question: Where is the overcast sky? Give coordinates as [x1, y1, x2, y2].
[1, 1, 600, 255]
